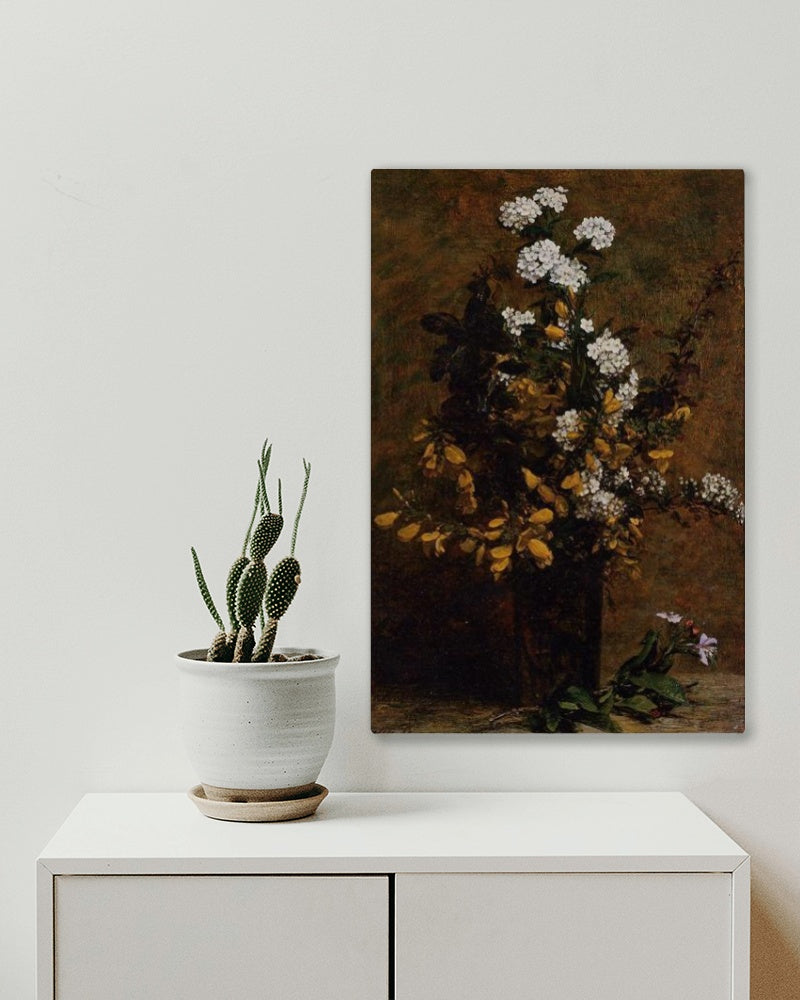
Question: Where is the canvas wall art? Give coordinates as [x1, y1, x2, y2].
[372, 169, 744, 733]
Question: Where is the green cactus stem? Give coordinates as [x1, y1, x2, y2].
[211, 442, 276, 648]
[225, 555, 250, 632]
[207, 631, 229, 662]
[225, 631, 238, 658]
[250, 512, 284, 562]
[291, 460, 311, 556]
[233, 625, 255, 663]
[251, 619, 278, 663]
[235, 561, 268, 631]
[242, 440, 273, 555]
[259, 449, 271, 514]
[265, 556, 301, 620]
[191, 547, 225, 632]
[252, 464, 310, 662]
[253, 556, 302, 662]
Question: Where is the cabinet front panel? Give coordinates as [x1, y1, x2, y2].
[55, 875, 388, 1000]
[396, 873, 731, 1000]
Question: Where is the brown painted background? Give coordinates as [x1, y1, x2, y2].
[372, 169, 744, 729]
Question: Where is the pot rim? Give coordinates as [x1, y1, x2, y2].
[176, 646, 339, 678]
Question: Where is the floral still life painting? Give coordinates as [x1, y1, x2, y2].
[371, 170, 744, 733]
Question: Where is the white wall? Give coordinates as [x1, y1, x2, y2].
[1, 1, 797, 996]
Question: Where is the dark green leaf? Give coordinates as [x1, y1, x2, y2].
[579, 712, 623, 733]
[543, 705, 561, 733]
[632, 630, 659, 666]
[616, 694, 658, 717]
[631, 672, 688, 704]
[598, 687, 615, 709]
[562, 685, 600, 713]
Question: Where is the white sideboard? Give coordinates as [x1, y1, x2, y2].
[37, 792, 749, 999]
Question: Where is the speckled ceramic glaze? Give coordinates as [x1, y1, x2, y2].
[177, 648, 338, 801]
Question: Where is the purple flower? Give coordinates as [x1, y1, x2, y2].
[656, 611, 683, 624]
[692, 633, 718, 666]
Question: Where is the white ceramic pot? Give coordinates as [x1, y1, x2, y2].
[176, 647, 338, 802]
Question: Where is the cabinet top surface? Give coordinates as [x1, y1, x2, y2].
[38, 792, 747, 875]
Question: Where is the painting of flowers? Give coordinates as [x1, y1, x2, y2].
[372, 169, 744, 733]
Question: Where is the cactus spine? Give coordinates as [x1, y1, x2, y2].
[190, 442, 312, 665]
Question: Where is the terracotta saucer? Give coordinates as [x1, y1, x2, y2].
[189, 784, 328, 822]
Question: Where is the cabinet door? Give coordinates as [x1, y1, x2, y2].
[396, 873, 732, 1000]
[55, 875, 388, 1000]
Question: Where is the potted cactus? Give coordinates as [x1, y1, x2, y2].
[176, 439, 338, 820]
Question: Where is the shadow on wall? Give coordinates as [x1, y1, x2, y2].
[752, 893, 800, 999]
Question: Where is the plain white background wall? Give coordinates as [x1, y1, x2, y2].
[1, 0, 798, 995]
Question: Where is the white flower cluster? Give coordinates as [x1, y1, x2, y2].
[517, 240, 588, 292]
[586, 330, 630, 377]
[575, 469, 626, 523]
[498, 196, 542, 234]
[549, 255, 589, 293]
[574, 216, 616, 250]
[517, 239, 561, 282]
[607, 368, 640, 427]
[534, 185, 568, 212]
[552, 409, 582, 451]
[498, 187, 568, 233]
[635, 469, 668, 500]
[611, 466, 631, 489]
[699, 472, 745, 524]
[616, 368, 639, 406]
[501, 306, 537, 338]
